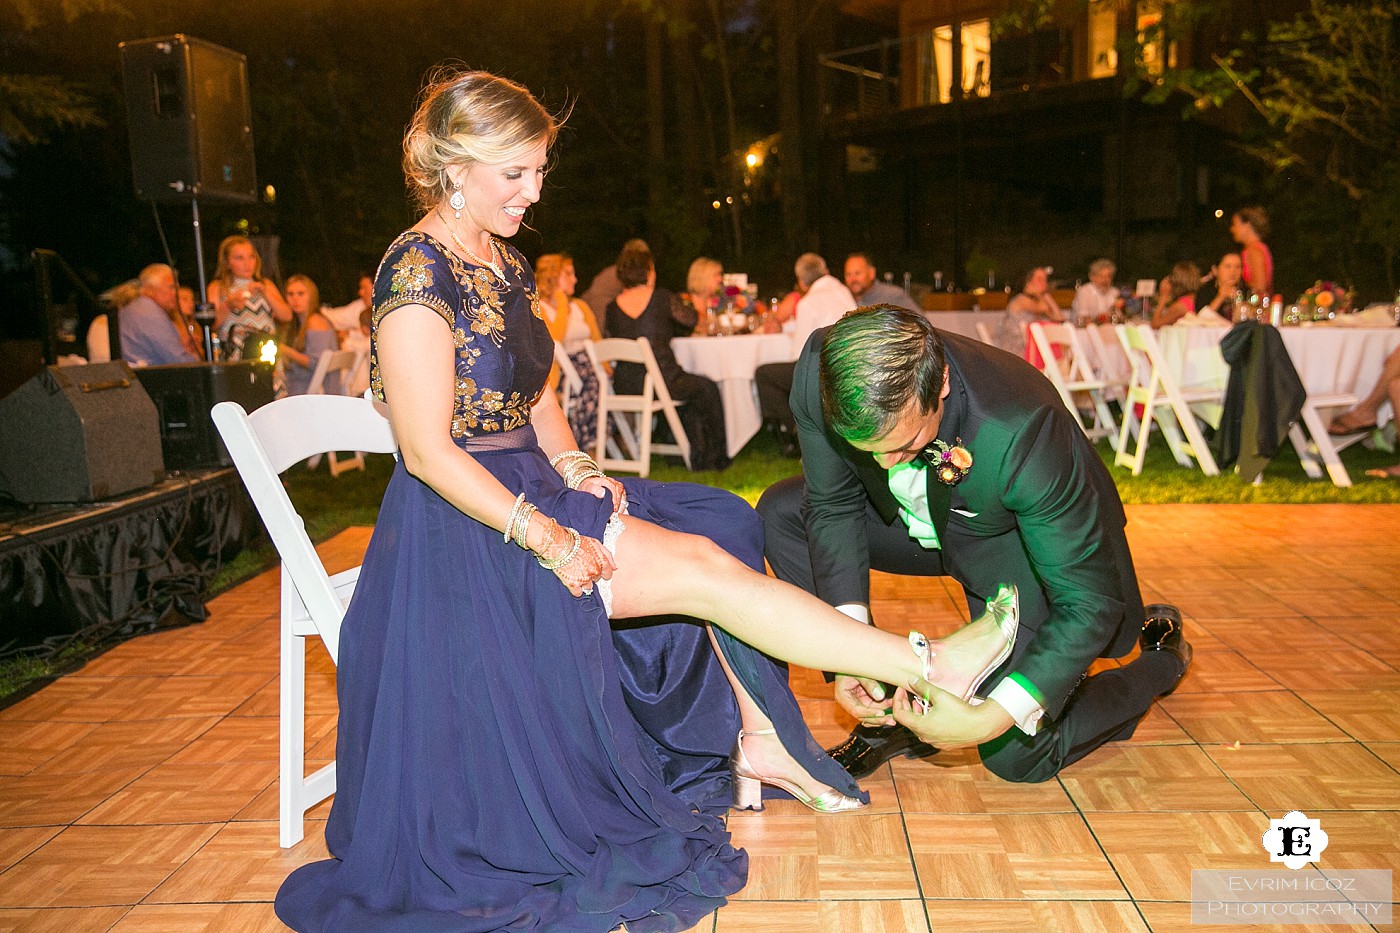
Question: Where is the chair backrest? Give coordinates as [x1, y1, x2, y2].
[306, 348, 359, 396]
[211, 395, 398, 658]
[554, 341, 582, 414]
[588, 337, 655, 398]
[1085, 324, 1130, 389]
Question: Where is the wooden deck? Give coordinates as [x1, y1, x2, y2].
[2, 504, 1398, 932]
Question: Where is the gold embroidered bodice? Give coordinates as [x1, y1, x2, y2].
[369, 231, 550, 439]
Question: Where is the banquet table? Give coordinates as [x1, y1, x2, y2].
[671, 332, 797, 458]
[1154, 324, 1400, 429]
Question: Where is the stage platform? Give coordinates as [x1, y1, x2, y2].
[0, 468, 255, 666]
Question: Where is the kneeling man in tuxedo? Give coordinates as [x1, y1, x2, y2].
[757, 306, 1191, 783]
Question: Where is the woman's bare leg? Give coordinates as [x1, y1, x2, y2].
[704, 626, 833, 799]
[607, 515, 925, 687]
[1333, 349, 1400, 428]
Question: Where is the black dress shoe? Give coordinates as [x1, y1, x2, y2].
[826, 724, 938, 780]
[1141, 604, 1192, 693]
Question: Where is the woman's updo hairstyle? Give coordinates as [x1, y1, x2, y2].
[403, 68, 559, 212]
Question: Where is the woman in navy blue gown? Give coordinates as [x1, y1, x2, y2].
[274, 69, 1016, 933]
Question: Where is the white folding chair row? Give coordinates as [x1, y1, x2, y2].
[585, 337, 690, 477]
[211, 394, 399, 847]
[304, 348, 370, 476]
[1028, 323, 1118, 441]
[1112, 324, 1222, 476]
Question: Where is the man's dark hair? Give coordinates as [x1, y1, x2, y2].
[820, 305, 947, 444]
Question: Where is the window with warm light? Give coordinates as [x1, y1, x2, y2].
[1136, 0, 1176, 75]
[1089, 0, 1118, 78]
[961, 19, 991, 98]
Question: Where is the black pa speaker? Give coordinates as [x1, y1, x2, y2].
[119, 34, 256, 203]
[132, 361, 274, 470]
[0, 362, 165, 503]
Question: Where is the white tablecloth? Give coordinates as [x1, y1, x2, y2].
[1154, 326, 1400, 428]
[671, 333, 797, 457]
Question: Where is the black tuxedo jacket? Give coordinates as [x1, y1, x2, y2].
[790, 328, 1143, 719]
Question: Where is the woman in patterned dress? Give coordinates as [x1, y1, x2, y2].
[274, 68, 1015, 933]
[208, 234, 291, 360]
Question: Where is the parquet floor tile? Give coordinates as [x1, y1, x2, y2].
[0, 907, 128, 932]
[922, 898, 1151, 931]
[905, 813, 1126, 900]
[0, 768, 146, 828]
[3, 511, 1398, 930]
[892, 749, 1076, 814]
[1085, 811, 1270, 900]
[0, 720, 98, 776]
[1204, 742, 1400, 811]
[76, 761, 275, 825]
[1160, 691, 1351, 744]
[0, 826, 61, 872]
[106, 902, 286, 931]
[713, 899, 928, 931]
[0, 824, 217, 907]
[146, 821, 328, 903]
[1059, 744, 1255, 812]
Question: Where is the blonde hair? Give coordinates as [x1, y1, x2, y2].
[283, 274, 323, 352]
[534, 253, 570, 297]
[213, 235, 264, 290]
[686, 257, 722, 296]
[402, 68, 559, 212]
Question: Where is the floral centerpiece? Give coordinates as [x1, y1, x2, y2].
[1297, 280, 1354, 317]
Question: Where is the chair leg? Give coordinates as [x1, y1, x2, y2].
[1297, 402, 1353, 487]
[1289, 423, 1325, 480]
[279, 617, 306, 849]
[638, 406, 653, 478]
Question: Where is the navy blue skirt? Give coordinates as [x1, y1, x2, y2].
[274, 433, 861, 932]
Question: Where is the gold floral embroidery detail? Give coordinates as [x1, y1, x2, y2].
[528, 289, 543, 320]
[390, 247, 433, 295]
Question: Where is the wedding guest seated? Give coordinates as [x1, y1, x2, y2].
[1197, 252, 1247, 322]
[1329, 345, 1400, 480]
[208, 235, 291, 361]
[536, 251, 603, 451]
[681, 257, 725, 329]
[998, 266, 1063, 357]
[119, 264, 199, 366]
[605, 239, 731, 471]
[756, 253, 856, 452]
[1151, 261, 1202, 328]
[278, 274, 340, 396]
[321, 273, 372, 395]
[176, 285, 203, 358]
[1071, 258, 1120, 324]
[844, 252, 920, 311]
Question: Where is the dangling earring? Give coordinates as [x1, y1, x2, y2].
[449, 179, 465, 219]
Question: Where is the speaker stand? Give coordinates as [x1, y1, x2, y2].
[189, 195, 217, 360]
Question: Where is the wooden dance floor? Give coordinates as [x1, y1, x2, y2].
[2, 504, 1398, 932]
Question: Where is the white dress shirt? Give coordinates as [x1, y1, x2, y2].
[791, 275, 857, 352]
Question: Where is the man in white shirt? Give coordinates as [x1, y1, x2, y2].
[758, 306, 1190, 783]
[755, 253, 856, 451]
[1070, 258, 1121, 325]
[322, 274, 373, 395]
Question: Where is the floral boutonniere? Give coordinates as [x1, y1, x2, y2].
[918, 438, 972, 485]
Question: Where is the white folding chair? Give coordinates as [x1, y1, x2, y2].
[1286, 393, 1364, 487]
[211, 395, 398, 848]
[1029, 323, 1118, 440]
[1084, 324, 1130, 404]
[586, 337, 690, 477]
[554, 341, 582, 417]
[1113, 324, 1222, 476]
[974, 320, 995, 345]
[304, 348, 367, 476]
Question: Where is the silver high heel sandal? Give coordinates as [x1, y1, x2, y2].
[730, 729, 867, 813]
[909, 582, 1019, 711]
